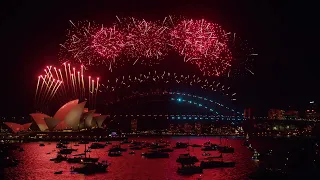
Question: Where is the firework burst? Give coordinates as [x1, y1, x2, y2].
[59, 17, 256, 77]
[118, 17, 171, 65]
[92, 25, 125, 62]
[170, 19, 232, 76]
[59, 20, 101, 66]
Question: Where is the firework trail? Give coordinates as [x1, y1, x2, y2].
[101, 70, 234, 98]
[34, 63, 100, 112]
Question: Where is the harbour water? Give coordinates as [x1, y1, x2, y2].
[2, 136, 305, 180]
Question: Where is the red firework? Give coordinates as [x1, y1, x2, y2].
[170, 19, 232, 76]
[59, 21, 101, 66]
[92, 25, 125, 60]
[121, 18, 170, 64]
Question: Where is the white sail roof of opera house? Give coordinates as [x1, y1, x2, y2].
[53, 99, 79, 122]
[29, 99, 107, 131]
[92, 115, 108, 128]
[64, 101, 86, 130]
[30, 113, 50, 131]
[44, 117, 61, 131]
[78, 110, 96, 129]
[4, 122, 32, 133]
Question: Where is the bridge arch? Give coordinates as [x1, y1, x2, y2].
[105, 90, 244, 120]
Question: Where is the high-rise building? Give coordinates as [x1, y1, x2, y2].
[306, 101, 319, 120]
[131, 119, 138, 133]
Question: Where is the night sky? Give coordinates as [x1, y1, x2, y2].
[1, 1, 319, 116]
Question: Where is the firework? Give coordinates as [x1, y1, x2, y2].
[34, 63, 100, 112]
[170, 19, 232, 76]
[59, 20, 101, 66]
[119, 17, 171, 64]
[92, 26, 125, 62]
[59, 17, 256, 77]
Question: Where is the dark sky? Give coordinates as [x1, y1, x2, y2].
[1, 0, 319, 116]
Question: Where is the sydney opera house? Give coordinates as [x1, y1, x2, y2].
[4, 99, 108, 133]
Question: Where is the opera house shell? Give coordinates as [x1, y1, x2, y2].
[29, 99, 108, 132]
[3, 122, 32, 133]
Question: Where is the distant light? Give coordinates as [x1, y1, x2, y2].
[310, 101, 315, 104]
[177, 98, 182, 102]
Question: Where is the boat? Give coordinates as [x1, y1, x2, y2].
[84, 149, 91, 152]
[71, 162, 108, 174]
[141, 150, 169, 158]
[39, 143, 45, 147]
[243, 134, 250, 146]
[108, 151, 122, 157]
[60, 141, 69, 145]
[129, 151, 135, 154]
[46, 152, 51, 154]
[200, 160, 236, 169]
[79, 140, 89, 144]
[54, 171, 63, 174]
[58, 148, 77, 154]
[120, 140, 130, 144]
[67, 156, 99, 163]
[202, 152, 211, 156]
[218, 146, 235, 153]
[56, 143, 67, 149]
[204, 153, 223, 159]
[248, 144, 254, 151]
[105, 141, 112, 145]
[148, 143, 167, 149]
[177, 164, 203, 175]
[50, 154, 67, 162]
[109, 145, 127, 152]
[159, 148, 174, 152]
[242, 140, 250, 146]
[130, 146, 143, 150]
[201, 144, 218, 151]
[89, 143, 105, 149]
[191, 144, 202, 147]
[175, 142, 189, 148]
[176, 153, 199, 164]
[252, 149, 260, 161]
